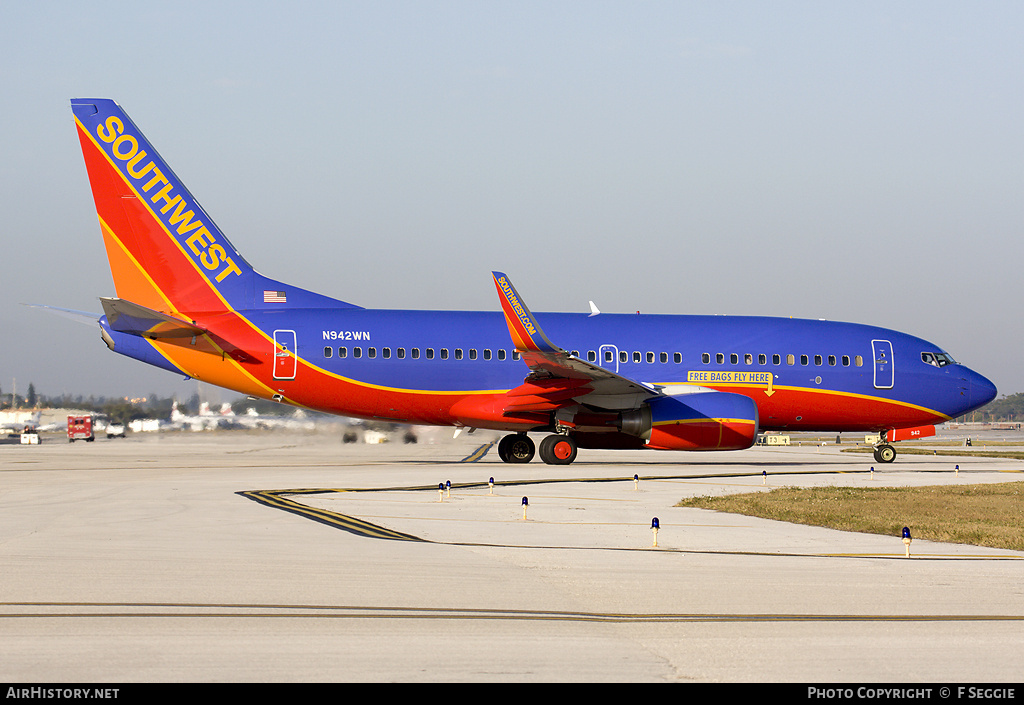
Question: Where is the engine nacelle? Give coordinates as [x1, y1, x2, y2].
[620, 392, 759, 451]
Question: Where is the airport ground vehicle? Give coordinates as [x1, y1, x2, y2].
[67, 415, 94, 443]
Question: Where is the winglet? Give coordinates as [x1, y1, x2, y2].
[491, 272, 559, 354]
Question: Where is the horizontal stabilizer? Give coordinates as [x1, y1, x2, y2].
[100, 297, 258, 363]
[101, 297, 206, 338]
[22, 303, 100, 326]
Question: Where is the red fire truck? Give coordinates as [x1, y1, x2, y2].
[67, 415, 95, 442]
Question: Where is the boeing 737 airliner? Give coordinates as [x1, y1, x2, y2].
[70, 99, 997, 465]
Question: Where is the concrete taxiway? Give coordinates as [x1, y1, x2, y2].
[1, 429, 1023, 682]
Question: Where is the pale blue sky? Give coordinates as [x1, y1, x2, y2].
[1, 1, 1021, 401]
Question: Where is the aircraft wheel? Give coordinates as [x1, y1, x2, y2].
[539, 435, 577, 465]
[875, 444, 897, 463]
[498, 434, 535, 463]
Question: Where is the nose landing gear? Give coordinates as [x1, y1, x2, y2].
[873, 443, 896, 463]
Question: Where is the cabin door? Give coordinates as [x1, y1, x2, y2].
[273, 330, 297, 380]
[871, 339, 894, 389]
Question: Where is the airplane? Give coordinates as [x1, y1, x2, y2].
[169, 400, 234, 431]
[0, 410, 42, 434]
[69, 98, 997, 465]
[220, 403, 319, 431]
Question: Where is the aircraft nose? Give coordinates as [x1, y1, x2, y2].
[970, 369, 998, 409]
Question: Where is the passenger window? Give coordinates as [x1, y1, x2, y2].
[758, 354, 767, 365]
[353, 347, 362, 359]
[673, 352, 682, 364]
[498, 349, 506, 361]
[339, 347, 347, 358]
[854, 355, 863, 367]
[814, 354, 822, 366]
[453, 349, 462, 360]
[842, 355, 850, 366]
[730, 353, 738, 365]
[772, 354, 781, 365]
[716, 353, 725, 364]
[660, 352, 668, 363]
[800, 355, 809, 365]
[382, 347, 391, 359]
[323, 346, 333, 358]
[702, 353, 710, 364]
[588, 350, 596, 362]
[647, 352, 655, 363]
[411, 348, 420, 359]
[828, 355, 836, 366]
[426, 348, 434, 360]
[440, 348, 449, 360]
[633, 351, 641, 363]
[787, 354, 795, 365]
[604, 350, 614, 363]
[512, 351, 521, 361]
[745, 354, 753, 365]
[397, 348, 406, 359]
[620, 351, 628, 363]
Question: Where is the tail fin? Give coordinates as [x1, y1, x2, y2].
[71, 99, 355, 315]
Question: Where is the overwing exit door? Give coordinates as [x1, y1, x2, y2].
[599, 344, 619, 374]
[273, 330, 297, 380]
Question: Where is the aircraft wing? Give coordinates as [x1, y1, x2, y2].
[492, 272, 658, 411]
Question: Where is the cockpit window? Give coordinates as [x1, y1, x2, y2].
[921, 352, 956, 367]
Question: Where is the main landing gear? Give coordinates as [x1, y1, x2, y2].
[538, 434, 577, 465]
[873, 443, 897, 463]
[497, 433, 578, 465]
[497, 433, 535, 463]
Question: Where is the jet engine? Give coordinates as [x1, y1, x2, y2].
[620, 392, 759, 451]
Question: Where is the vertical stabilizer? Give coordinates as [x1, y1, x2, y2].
[72, 99, 256, 315]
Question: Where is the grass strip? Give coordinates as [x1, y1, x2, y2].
[677, 482, 1024, 550]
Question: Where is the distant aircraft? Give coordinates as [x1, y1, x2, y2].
[0, 410, 42, 434]
[69, 98, 997, 465]
[169, 400, 232, 431]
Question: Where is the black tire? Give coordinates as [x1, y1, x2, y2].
[877, 444, 896, 463]
[539, 435, 577, 465]
[497, 435, 511, 462]
[498, 434, 534, 463]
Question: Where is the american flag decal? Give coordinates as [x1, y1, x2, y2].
[263, 290, 287, 303]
